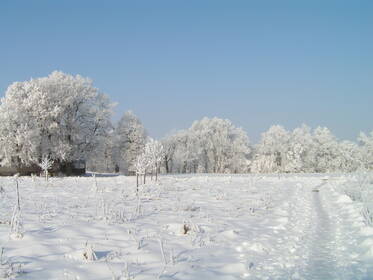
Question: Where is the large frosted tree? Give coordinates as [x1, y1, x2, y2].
[161, 117, 251, 173]
[189, 117, 251, 173]
[308, 127, 340, 173]
[336, 140, 362, 172]
[161, 132, 181, 173]
[285, 124, 314, 173]
[251, 125, 290, 173]
[114, 111, 147, 174]
[0, 71, 113, 172]
[161, 130, 192, 173]
[86, 130, 116, 172]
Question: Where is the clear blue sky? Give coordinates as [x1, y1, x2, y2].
[1, 1, 372, 143]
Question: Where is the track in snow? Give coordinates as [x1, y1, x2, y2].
[305, 187, 338, 279]
[284, 181, 368, 280]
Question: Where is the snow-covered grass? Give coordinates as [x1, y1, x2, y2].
[0, 174, 372, 279]
[338, 172, 373, 226]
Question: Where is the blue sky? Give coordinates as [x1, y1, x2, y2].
[1, 1, 372, 142]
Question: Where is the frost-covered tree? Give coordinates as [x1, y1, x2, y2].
[336, 140, 362, 172]
[250, 154, 277, 173]
[251, 124, 362, 174]
[38, 156, 54, 181]
[162, 130, 192, 173]
[86, 130, 116, 172]
[308, 127, 340, 173]
[114, 111, 147, 175]
[285, 124, 314, 173]
[358, 131, 373, 169]
[135, 151, 150, 184]
[144, 138, 164, 180]
[161, 133, 179, 173]
[161, 117, 250, 174]
[189, 117, 251, 173]
[0, 71, 113, 173]
[251, 125, 290, 173]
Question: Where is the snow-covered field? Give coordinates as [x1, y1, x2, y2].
[1, 174, 373, 280]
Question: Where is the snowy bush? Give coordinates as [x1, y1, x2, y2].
[9, 205, 23, 240]
[82, 241, 98, 262]
[341, 172, 373, 226]
[9, 176, 23, 239]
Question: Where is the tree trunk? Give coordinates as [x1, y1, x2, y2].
[16, 179, 20, 211]
[136, 174, 139, 195]
[155, 164, 158, 181]
[165, 158, 169, 173]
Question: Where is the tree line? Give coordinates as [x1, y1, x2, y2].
[0, 71, 372, 175]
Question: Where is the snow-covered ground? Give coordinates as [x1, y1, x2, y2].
[0, 174, 372, 279]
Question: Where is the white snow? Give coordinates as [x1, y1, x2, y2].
[0, 174, 372, 279]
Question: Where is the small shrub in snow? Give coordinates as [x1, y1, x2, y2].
[82, 241, 98, 262]
[9, 176, 23, 239]
[0, 248, 22, 279]
[183, 224, 191, 235]
[9, 205, 23, 239]
[38, 156, 54, 181]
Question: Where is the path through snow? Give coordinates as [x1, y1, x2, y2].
[279, 179, 370, 280]
[305, 184, 339, 279]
